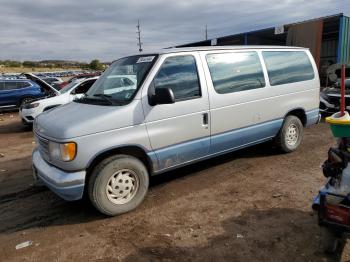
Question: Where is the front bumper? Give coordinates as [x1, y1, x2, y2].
[32, 149, 86, 201]
[19, 108, 36, 124]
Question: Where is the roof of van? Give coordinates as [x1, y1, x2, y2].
[158, 45, 306, 54]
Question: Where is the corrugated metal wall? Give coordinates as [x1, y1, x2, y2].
[321, 39, 338, 61]
[286, 20, 323, 67]
[337, 16, 350, 64]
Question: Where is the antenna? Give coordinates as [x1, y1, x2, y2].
[137, 19, 143, 52]
[205, 25, 208, 40]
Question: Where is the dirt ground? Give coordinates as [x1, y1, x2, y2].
[0, 112, 349, 262]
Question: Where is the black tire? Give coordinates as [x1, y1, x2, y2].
[88, 155, 149, 216]
[275, 115, 303, 153]
[19, 97, 35, 108]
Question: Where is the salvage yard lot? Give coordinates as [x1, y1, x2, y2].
[0, 112, 349, 261]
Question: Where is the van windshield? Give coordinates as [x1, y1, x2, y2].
[80, 54, 158, 105]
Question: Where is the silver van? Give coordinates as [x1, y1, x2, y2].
[32, 46, 320, 215]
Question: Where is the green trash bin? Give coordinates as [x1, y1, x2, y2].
[326, 112, 350, 138]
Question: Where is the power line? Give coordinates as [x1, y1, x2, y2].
[137, 19, 143, 52]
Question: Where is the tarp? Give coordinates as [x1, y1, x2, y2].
[286, 20, 323, 68]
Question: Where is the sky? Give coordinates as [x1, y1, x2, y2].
[0, 0, 350, 62]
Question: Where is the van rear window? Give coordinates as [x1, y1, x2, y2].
[206, 52, 265, 94]
[262, 51, 314, 86]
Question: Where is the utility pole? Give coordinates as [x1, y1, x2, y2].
[137, 19, 143, 52]
[205, 24, 208, 40]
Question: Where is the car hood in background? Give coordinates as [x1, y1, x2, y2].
[322, 87, 350, 97]
[35, 92, 70, 107]
[34, 100, 144, 139]
[22, 73, 60, 96]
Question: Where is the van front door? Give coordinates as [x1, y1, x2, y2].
[142, 53, 210, 172]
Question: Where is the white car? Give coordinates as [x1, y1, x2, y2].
[20, 77, 98, 125]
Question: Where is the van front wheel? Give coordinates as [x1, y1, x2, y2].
[275, 115, 303, 153]
[88, 155, 149, 216]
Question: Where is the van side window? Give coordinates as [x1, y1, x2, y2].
[206, 52, 265, 94]
[262, 51, 314, 86]
[154, 55, 201, 101]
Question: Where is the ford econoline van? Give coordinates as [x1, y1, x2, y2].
[32, 46, 320, 215]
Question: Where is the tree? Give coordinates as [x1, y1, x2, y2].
[89, 59, 103, 70]
[4, 60, 21, 67]
[23, 61, 37, 68]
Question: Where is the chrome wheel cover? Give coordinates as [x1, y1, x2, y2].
[285, 124, 299, 146]
[106, 169, 139, 205]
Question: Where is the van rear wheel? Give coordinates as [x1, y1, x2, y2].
[275, 115, 303, 153]
[88, 155, 149, 216]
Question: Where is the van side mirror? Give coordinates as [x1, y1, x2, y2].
[148, 82, 175, 106]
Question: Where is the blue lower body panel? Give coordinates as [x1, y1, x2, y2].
[151, 118, 283, 173]
[210, 119, 283, 154]
[150, 109, 319, 174]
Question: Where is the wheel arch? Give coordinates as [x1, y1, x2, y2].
[284, 108, 307, 126]
[86, 145, 154, 181]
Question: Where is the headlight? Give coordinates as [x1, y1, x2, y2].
[49, 141, 77, 161]
[23, 102, 40, 109]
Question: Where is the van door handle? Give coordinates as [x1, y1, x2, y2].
[202, 113, 209, 128]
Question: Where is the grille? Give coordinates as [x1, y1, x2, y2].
[36, 134, 50, 162]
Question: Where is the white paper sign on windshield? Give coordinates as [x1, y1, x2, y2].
[137, 56, 155, 63]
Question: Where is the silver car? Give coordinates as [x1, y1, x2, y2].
[32, 46, 320, 215]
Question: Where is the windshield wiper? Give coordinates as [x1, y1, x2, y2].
[93, 94, 127, 105]
[75, 93, 127, 105]
[93, 93, 114, 104]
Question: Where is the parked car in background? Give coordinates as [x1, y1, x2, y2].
[0, 79, 48, 110]
[23, 73, 59, 97]
[320, 80, 350, 114]
[41, 77, 63, 90]
[20, 77, 98, 125]
[57, 73, 101, 89]
[103, 75, 137, 95]
[32, 46, 320, 216]
[320, 64, 350, 114]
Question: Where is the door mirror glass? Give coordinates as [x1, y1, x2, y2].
[148, 81, 175, 106]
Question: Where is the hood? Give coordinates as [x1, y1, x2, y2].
[323, 87, 350, 97]
[34, 100, 144, 139]
[23, 73, 59, 96]
[37, 92, 70, 106]
[333, 79, 350, 89]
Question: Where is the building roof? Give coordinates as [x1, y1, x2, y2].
[175, 13, 346, 48]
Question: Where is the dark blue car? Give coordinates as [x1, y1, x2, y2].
[0, 79, 47, 110]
